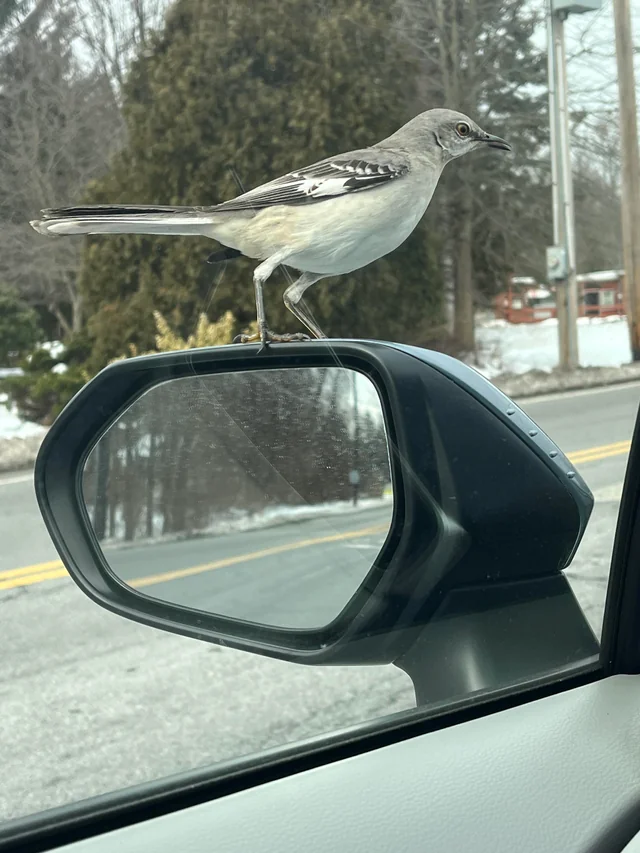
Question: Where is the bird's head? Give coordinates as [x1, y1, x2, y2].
[413, 109, 513, 163]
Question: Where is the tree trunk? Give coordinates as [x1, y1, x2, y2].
[71, 290, 83, 334]
[93, 430, 111, 540]
[453, 195, 475, 353]
[123, 424, 138, 542]
[146, 431, 155, 538]
[48, 301, 72, 338]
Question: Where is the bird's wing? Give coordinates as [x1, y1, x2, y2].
[214, 149, 410, 213]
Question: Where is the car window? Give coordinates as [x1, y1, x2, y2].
[0, 0, 633, 826]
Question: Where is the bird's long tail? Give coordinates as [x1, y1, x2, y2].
[30, 204, 218, 237]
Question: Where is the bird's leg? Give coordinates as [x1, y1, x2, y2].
[253, 267, 269, 343]
[235, 254, 287, 344]
[283, 273, 328, 339]
[235, 254, 316, 345]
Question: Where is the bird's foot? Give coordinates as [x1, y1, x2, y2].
[233, 329, 312, 345]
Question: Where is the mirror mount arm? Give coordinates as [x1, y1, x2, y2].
[394, 573, 600, 708]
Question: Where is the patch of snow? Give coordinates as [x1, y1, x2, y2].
[0, 340, 68, 449]
[204, 495, 392, 536]
[0, 402, 46, 439]
[478, 318, 510, 330]
[475, 315, 632, 378]
[576, 269, 624, 284]
[40, 340, 65, 359]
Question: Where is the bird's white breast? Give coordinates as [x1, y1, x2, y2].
[285, 179, 434, 275]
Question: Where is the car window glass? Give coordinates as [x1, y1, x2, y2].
[0, 0, 633, 825]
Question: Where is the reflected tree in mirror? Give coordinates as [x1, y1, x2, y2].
[82, 367, 393, 629]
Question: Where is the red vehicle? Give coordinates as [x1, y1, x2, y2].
[494, 277, 557, 323]
[495, 270, 625, 323]
[577, 269, 625, 318]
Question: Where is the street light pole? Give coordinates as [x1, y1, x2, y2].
[546, 0, 602, 369]
[547, 5, 568, 368]
[555, 11, 580, 369]
[547, 4, 579, 369]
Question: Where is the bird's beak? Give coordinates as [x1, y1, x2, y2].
[483, 133, 512, 152]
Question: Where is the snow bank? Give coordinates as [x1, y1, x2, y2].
[0, 396, 48, 472]
[475, 315, 632, 379]
[0, 340, 63, 469]
[0, 434, 44, 472]
[203, 495, 392, 536]
[0, 396, 46, 440]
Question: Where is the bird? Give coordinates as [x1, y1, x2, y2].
[30, 108, 511, 345]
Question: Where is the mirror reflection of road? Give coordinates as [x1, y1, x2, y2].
[103, 504, 393, 629]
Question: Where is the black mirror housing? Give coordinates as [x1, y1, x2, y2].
[35, 340, 599, 705]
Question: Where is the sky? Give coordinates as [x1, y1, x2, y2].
[558, 0, 635, 117]
[70, 0, 630, 133]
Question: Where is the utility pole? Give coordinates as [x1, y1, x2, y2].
[613, 0, 640, 361]
[546, 0, 602, 370]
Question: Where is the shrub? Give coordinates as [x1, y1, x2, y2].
[1, 310, 257, 426]
[112, 309, 258, 360]
[1, 339, 90, 425]
[0, 286, 42, 366]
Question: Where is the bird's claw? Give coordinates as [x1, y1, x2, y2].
[233, 330, 312, 345]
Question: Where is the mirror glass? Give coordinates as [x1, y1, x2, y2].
[81, 367, 393, 630]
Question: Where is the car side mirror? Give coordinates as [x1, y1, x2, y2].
[35, 340, 599, 707]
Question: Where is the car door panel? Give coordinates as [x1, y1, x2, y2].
[49, 676, 640, 853]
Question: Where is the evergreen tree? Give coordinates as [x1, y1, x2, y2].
[0, 285, 41, 364]
[79, 0, 445, 371]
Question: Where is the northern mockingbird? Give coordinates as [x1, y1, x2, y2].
[30, 108, 511, 344]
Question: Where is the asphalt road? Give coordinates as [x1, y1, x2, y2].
[0, 380, 638, 822]
[105, 507, 392, 629]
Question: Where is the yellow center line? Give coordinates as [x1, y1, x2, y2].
[0, 435, 633, 592]
[0, 559, 65, 580]
[0, 567, 68, 590]
[131, 523, 388, 589]
[0, 523, 388, 592]
[568, 440, 632, 465]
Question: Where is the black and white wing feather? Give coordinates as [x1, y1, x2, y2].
[29, 150, 410, 237]
[214, 150, 410, 213]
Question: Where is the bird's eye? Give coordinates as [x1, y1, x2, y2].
[456, 122, 471, 137]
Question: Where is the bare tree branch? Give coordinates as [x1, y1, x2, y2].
[0, 2, 122, 332]
[69, 0, 169, 103]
